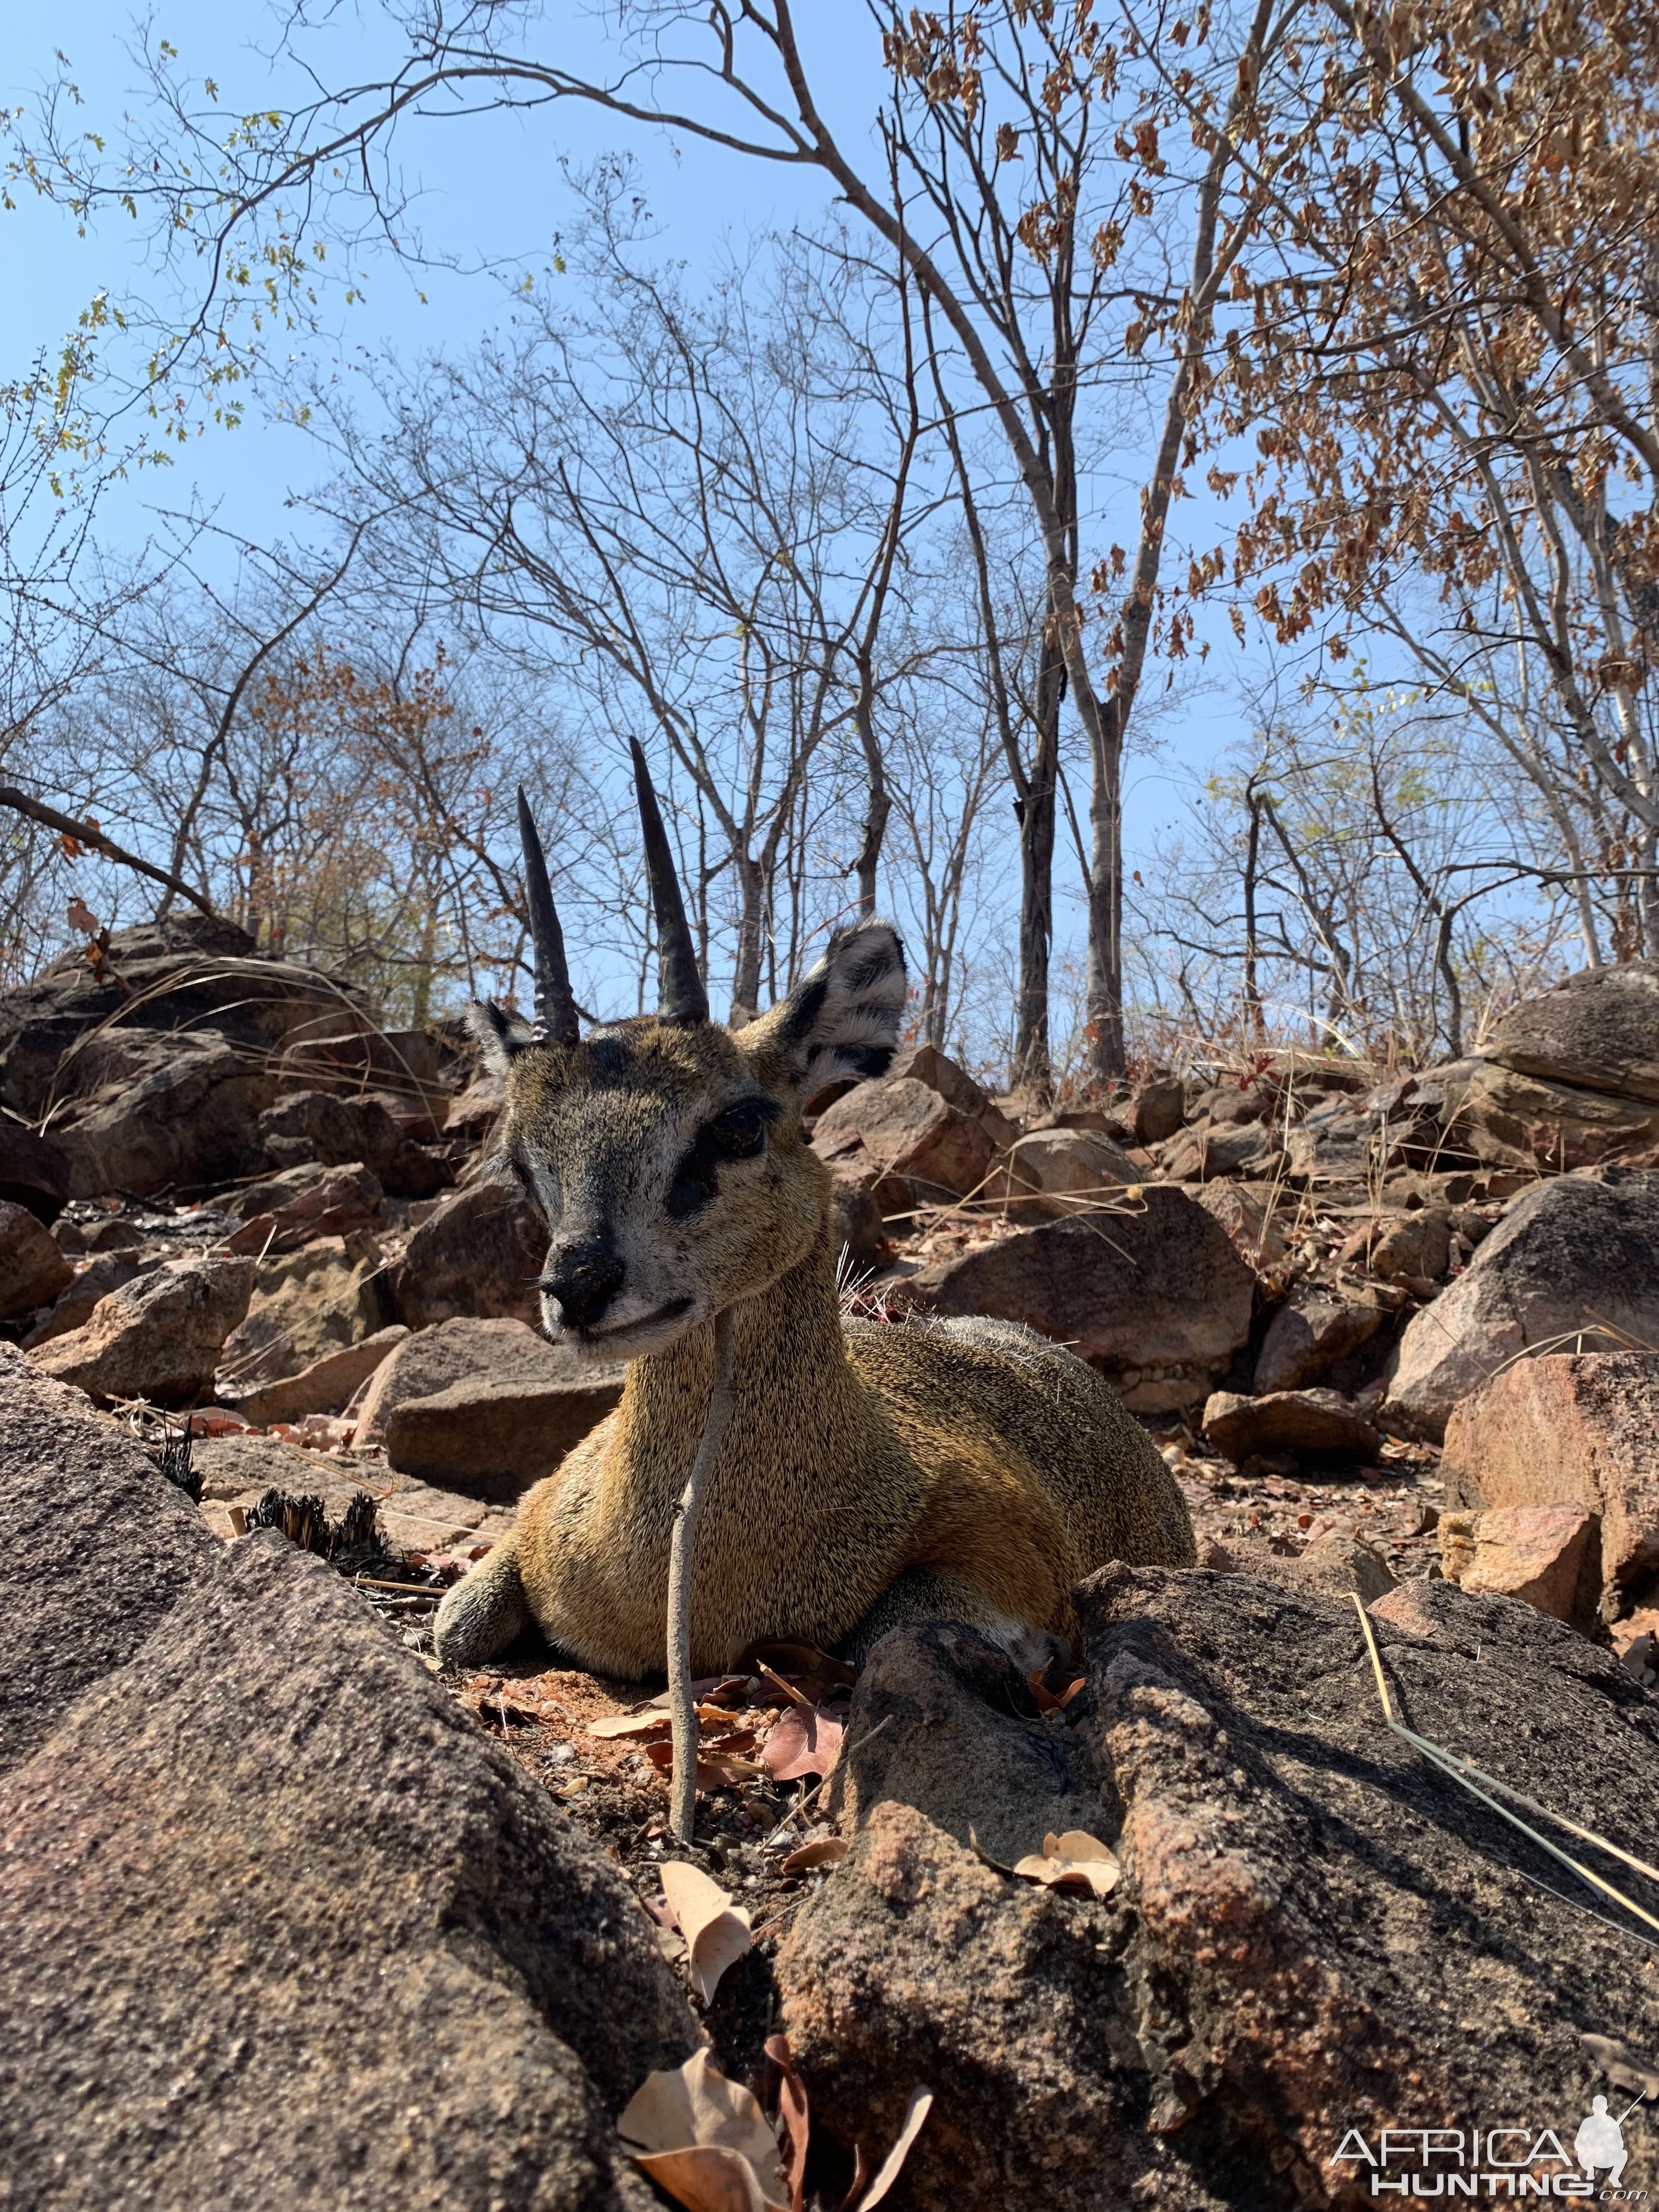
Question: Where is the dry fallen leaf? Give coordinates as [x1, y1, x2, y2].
[764, 2032, 809, 2212]
[1011, 1829, 1121, 1898]
[763, 1703, 844, 1781]
[659, 1860, 754, 2002]
[851, 2085, 933, 2210]
[586, 1711, 674, 1740]
[618, 2048, 787, 2212]
[780, 1835, 848, 1875]
[645, 1740, 768, 1787]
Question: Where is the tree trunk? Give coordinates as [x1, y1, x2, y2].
[1013, 633, 1063, 1092]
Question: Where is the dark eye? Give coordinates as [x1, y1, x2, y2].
[708, 1099, 772, 1159]
[664, 1098, 776, 1219]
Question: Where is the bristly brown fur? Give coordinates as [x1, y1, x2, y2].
[435, 919, 1194, 1677]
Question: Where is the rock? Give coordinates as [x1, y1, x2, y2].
[1440, 1352, 1659, 1610]
[357, 1316, 624, 1499]
[0, 1198, 73, 1319]
[1366, 1204, 1453, 1281]
[1201, 1386, 1383, 1463]
[0, 1528, 696, 2210]
[1254, 1286, 1383, 1392]
[44, 1029, 281, 1200]
[1130, 1076, 1185, 1146]
[21, 1249, 152, 1346]
[216, 1233, 393, 1393]
[0, 1122, 70, 1223]
[1158, 1119, 1285, 1184]
[223, 1324, 409, 1426]
[1190, 1179, 1291, 1272]
[393, 1174, 549, 1331]
[812, 1076, 997, 1215]
[1207, 1531, 1397, 1602]
[193, 1438, 516, 1556]
[1386, 1169, 1659, 1440]
[900, 1187, 1254, 1411]
[0, 1347, 218, 1776]
[445, 1064, 507, 1145]
[258, 1087, 450, 1198]
[1284, 1101, 1375, 1184]
[1188, 1080, 1271, 1128]
[1485, 957, 1659, 1104]
[31, 1255, 254, 1407]
[1005, 1127, 1140, 1215]
[824, 1621, 1104, 1867]
[1462, 1060, 1659, 1169]
[827, 1164, 887, 1268]
[0, 914, 371, 1120]
[778, 1571, 1659, 2211]
[887, 1042, 1019, 1148]
[1437, 1504, 1600, 1628]
[224, 1162, 386, 1255]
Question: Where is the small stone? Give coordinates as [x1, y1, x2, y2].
[1202, 1386, 1383, 1465]
[31, 1255, 254, 1407]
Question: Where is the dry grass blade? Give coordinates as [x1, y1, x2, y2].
[1350, 1594, 1659, 1936]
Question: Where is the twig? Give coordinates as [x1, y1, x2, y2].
[667, 1305, 737, 1844]
[0, 784, 218, 917]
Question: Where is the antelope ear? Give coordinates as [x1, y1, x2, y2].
[746, 920, 907, 1105]
[467, 998, 538, 1076]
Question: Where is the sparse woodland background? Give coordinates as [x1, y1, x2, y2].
[3, 0, 1656, 1088]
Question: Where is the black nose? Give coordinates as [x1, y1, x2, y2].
[541, 1231, 625, 1330]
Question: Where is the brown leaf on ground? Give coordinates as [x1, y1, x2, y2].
[848, 2085, 934, 2210]
[780, 1835, 849, 1875]
[586, 1711, 674, 1740]
[764, 2032, 809, 2212]
[618, 2047, 787, 2212]
[644, 1740, 767, 1787]
[1026, 1670, 1088, 1712]
[1010, 1828, 1121, 1898]
[763, 1704, 844, 1781]
[658, 1860, 754, 2004]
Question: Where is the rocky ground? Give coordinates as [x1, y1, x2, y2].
[4, 917, 1659, 2208]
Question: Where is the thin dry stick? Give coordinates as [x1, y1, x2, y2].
[667, 1305, 737, 1845]
[1350, 1595, 1659, 1934]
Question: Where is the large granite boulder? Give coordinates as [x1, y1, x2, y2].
[1386, 1169, 1659, 1438]
[777, 1572, 1659, 2210]
[813, 1076, 998, 1216]
[0, 1347, 218, 1776]
[0, 1527, 696, 2210]
[215, 1233, 393, 1393]
[1485, 958, 1659, 1104]
[0, 914, 369, 1119]
[258, 1087, 449, 1198]
[899, 1187, 1255, 1411]
[46, 1029, 283, 1199]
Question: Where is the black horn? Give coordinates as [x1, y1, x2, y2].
[517, 787, 580, 1045]
[629, 738, 709, 1025]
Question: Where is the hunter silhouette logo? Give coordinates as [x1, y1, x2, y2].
[1576, 2097, 1643, 2191]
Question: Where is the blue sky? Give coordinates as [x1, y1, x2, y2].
[5, 0, 1259, 986]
